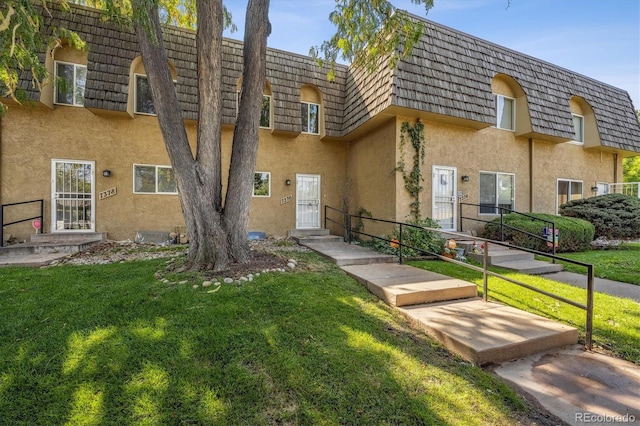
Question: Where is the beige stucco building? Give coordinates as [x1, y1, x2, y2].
[2, 5, 639, 243]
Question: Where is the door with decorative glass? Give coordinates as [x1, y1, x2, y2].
[296, 174, 321, 229]
[51, 160, 95, 232]
[432, 166, 457, 231]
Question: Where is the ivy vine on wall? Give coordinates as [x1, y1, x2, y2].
[394, 120, 426, 221]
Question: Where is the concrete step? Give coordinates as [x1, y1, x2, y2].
[300, 240, 396, 266]
[399, 298, 579, 365]
[1, 233, 106, 257]
[288, 228, 330, 238]
[30, 232, 106, 244]
[342, 263, 477, 307]
[467, 249, 534, 264]
[293, 234, 343, 244]
[492, 259, 563, 275]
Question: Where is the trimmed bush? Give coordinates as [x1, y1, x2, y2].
[559, 194, 640, 239]
[364, 217, 445, 258]
[480, 213, 594, 253]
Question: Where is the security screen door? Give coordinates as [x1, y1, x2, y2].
[51, 160, 95, 232]
[432, 166, 457, 231]
[296, 174, 321, 229]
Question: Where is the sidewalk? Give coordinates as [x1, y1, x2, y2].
[544, 271, 640, 303]
[301, 238, 640, 426]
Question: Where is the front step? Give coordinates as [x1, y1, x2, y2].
[342, 263, 477, 307]
[300, 240, 396, 266]
[464, 243, 563, 275]
[1, 232, 106, 256]
[466, 247, 534, 264]
[399, 299, 579, 365]
[30, 232, 106, 244]
[492, 259, 563, 275]
[288, 228, 330, 238]
[293, 235, 343, 244]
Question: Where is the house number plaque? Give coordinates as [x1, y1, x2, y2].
[99, 187, 117, 200]
[280, 195, 292, 205]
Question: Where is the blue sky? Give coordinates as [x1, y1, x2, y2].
[222, 0, 640, 109]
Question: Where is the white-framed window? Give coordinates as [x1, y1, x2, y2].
[133, 164, 177, 194]
[557, 179, 583, 213]
[301, 102, 320, 134]
[54, 61, 87, 106]
[572, 114, 584, 144]
[495, 94, 515, 131]
[253, 172, 270, 197]
[134, 74, 156, 115]
[479, 171, 515, 214]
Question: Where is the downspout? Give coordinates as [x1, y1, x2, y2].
[529, 138, 534, 212]
[613, 153, 618, 183]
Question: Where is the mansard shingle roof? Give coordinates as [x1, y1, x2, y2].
[19, 4, 348, 137]
[14, 5, 640, 152]
[384, 16, 640, 152]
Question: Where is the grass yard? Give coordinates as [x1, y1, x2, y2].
[409, 260, 640, 365]
[0, 253, 542, 425]
[555, 242, 640, 285]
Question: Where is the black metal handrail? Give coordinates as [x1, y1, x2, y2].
[324, 205, 595, 351]
[1, 199, 44, 247]
[459, 202, 557, 261]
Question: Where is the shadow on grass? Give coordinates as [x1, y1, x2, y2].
[0, 260, 531, 425]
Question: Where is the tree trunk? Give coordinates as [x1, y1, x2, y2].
[224, 0, 271, 263]
[133, 2, 231, 272]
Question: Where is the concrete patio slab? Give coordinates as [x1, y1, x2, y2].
[399, 299, 579, 365]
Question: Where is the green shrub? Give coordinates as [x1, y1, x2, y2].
[559, 194, 640, 239]
[364, 217, 445, 258]
[480, 213, 594, 253]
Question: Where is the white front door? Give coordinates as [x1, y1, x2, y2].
[432, 166, 457, 231]
[296, 174, 321, 229]
[51, 160, 95, 232]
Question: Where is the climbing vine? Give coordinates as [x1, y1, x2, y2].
[394, 120, 426, 221]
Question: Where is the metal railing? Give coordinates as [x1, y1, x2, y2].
[325, 205, 595, 350]
[608, 182, 639, 198]
[459, 202, 557, 261]
[1, 199, 44, 247]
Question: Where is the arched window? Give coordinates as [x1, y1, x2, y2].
[236, 76, 272, 129]
[491, 74, 530, 134]
[128, 56, 177, 116]
[300, 84, 323, 135]
[44, 40, 88, 108]
[569, 96, 598, 146]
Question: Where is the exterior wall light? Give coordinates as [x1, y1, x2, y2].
[591, 186, 599, 192]
[461, 175, 470, 182]
[103, 170, 112, 177]
[285, 179, 292, 186]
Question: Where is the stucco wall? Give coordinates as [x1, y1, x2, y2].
[346, 118, 398, 238]
[1, 105, 348, 241]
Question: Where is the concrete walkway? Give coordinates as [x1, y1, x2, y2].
[544, 270, 640, 303]
[301, 238, 640, 426]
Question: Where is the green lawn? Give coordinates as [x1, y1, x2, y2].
[409, 260, 640, 365]
[555, 242, 640, 285]
[0, 254, 538, 425]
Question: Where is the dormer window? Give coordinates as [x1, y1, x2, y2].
[260, 95, 271, 128]
[54, 61, 86, 106]
[134, 74, 156, 115]
[301, 102, 320, 134]
[572, 114, 584, 143]
[495, 95, 515, 131]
